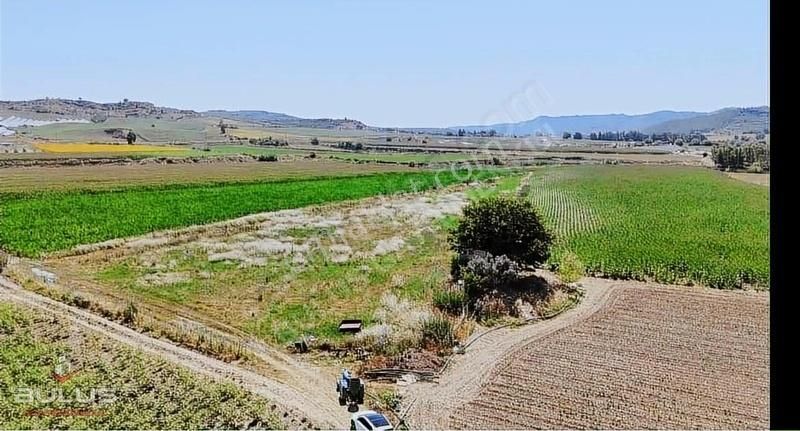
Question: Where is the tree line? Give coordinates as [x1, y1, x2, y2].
[336, 141, 365, 151]
[560, 130, 709, 146]
[711, 143, 769, 172]
[249, 136, 289, 146]
[447, 129, 498, 137]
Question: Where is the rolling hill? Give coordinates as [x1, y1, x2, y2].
[2, 98, 769, 140]
[206, 110, 368, 130]
[642, 106, 769, 134]
[452, 107, 769, 136]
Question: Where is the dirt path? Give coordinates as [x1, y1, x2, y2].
[403, 277, 622, 429]
[0, 276, 349, 429]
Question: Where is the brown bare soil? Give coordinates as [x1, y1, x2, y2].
[406, 279, 768, 429]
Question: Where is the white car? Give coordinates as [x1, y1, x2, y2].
[349, 410, 394, 430]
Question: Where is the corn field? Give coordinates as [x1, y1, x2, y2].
[524, 165, 769, 289]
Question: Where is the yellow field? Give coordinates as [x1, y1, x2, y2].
[34, 142, 187, 154]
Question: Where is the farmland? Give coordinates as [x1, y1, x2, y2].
[17, 117, 219, 143]
[0, 160, 770, 427]
[520, 165, 769, 289]
[326, 151, 488, 164]
[33, 143, 187, 154]
[0, 302, 284, 429]
[445, 283, 769, 429]
[0, 168, 509, 257]
[0, 159, 410, 193]
[25, 183, 499, 349]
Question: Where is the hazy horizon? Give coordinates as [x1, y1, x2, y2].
[1, 0, 769, 128]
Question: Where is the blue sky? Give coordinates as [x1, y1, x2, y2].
[0, 0, 769, 127]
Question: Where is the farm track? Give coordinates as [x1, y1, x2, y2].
[404, 276, 620, 429]
[405, 278, 768, 429]
[0, 276, 349, 429]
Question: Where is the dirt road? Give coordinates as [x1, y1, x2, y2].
[0, 276, 349, 429]
[403, 277, 621, 429]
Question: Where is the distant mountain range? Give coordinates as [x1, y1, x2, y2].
[0, 98, 768, 135]
[450, 106, 769, 136]
[206, 110, 368, 130]
[640, 107, 770, 134]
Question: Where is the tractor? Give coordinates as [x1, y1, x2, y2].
[336, 369, 365, 413]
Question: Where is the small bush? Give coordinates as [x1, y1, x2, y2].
[0, 251, 8, 272]
[61, 293, 91, 309]
[375, 389, 401, 412]
[122, 301, 138, 325]
[357, 293, 431, 354]
[257, 154, 278, 162]
[473, 295, 510, 322]
[433, 288, 466, 314]
[557, 252, 585, 283]
[747, 162, 764, 173]
[453, 251, 521, 299]
[421, 314, 455, 348]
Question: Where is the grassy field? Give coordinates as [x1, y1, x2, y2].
[90, 223, 455, 345]
[0, 159, 410, 193]
[520, 165, 769, 289]
[0, 169, 508, 257]
[0, 302, 282, 429]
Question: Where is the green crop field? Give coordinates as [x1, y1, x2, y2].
[0, 169, 510, 257]
[326, 151, 488, 164]
[0, 303, 282, 429]
[186, 145, 310, 157]
[521, 165, 769, 289]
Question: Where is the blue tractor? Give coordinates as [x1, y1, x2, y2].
[336, 368, 365, 413]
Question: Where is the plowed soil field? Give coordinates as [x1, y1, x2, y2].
[447, 284, 768, 429]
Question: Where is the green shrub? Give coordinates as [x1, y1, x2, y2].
[557, 252, 585, 283]
[433, 289, 466, 313]
[421, 314, 455, 348]
[61, 293, 91, 309]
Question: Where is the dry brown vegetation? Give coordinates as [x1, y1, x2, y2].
[446, 284, 769, 429]
[726, 172, 770, 187]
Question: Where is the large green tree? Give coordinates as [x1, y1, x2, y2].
[450, 195, 553, 267]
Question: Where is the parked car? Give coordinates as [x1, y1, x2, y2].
[350, 410, 393, 431]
